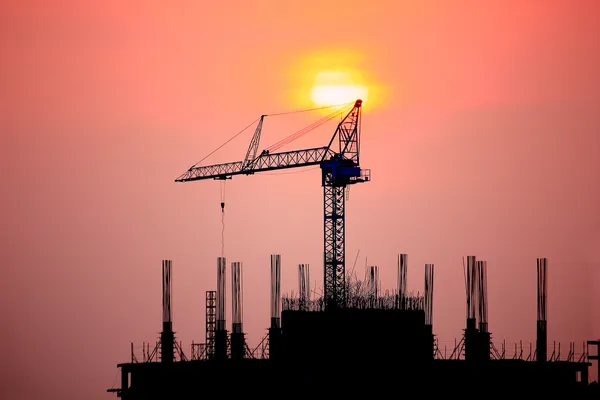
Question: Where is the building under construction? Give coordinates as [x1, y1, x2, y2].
[108, 255, 599, 398]
[108, 100, 598, 397]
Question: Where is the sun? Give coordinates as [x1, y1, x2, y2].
[310, 71, 369, 107]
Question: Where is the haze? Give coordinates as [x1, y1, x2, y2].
[1, 1, 599, 399]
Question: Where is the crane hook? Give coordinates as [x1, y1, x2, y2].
[220, 202, 225, 212]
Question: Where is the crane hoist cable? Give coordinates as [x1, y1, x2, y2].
[220, 179, 226, 257]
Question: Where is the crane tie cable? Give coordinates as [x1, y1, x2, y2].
[186, 101, 354, 169]
[263, 100, 354, 117]
[188, 117, 260, 169]
[266, 104, 352, 152]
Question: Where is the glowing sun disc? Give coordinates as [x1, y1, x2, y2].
[310, 71, 368, 107]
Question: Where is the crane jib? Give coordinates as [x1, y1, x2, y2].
[175, 147, 334, 182]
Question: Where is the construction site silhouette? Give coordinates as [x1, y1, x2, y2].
[108, 256, 599, 398]
[108, 101, 599, 398]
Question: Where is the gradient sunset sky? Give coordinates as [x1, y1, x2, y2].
[2, 0, 599, 398]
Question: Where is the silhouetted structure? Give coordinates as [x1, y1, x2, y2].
[298, 263, 310, 311]
[464, 255, 478, 361]
[204, 290, 215, 359]
[268, 254, 282, 361]
[397, 253, 407, 309]
[214, 257, 227, 360]
[160, 260, 174, 364]
[108, 255, 597, 399]
[537, 257, 548, 363]
[108, 103, 597, 398]
[424, 263, 434, 359]
[230, 261, 246, 360]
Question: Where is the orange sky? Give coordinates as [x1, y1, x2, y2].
[2, 0, 600, 398]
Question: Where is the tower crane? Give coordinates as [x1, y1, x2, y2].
[175, 99, 370, 310]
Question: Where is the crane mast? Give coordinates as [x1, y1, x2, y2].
[176, 99, 370, 310]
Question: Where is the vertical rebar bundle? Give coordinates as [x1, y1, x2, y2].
[368, 265, 379, 299]
[216, 257, 226, 331]
[298, 264, 310, 311]
[465, 255, 478, 328]
[367, 265, 379, 308]
[398, 254, 408, 310]
[269, 254, 282, 360]
[270, 254, 281, 328]
[161, 260, 174, 363]
[464, 255, 478, 362]
[215, 257, 227, 360]
[477, 260, 488, 333]
[231, 262, 243, 334]
[424, 263, 435, 359]
[537, 257, 548, 362]
[476, 260, 491, 361]
[230, 261, 245, 360]
[424, 264, 434, 326]
[162, 260, 173, 325]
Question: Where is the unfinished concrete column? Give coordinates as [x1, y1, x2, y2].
[215, 257, 228, 360]
[230, 261, 245, 360]
[298, 264, 310, 311]
[464, 255, 478, 361]
[536, 257, 548, 362]
[160, 260, 174, 363]
[424, 263, 435, 359]
[397, 254, 408, 310]
[269, 254, 282, 360]
[477, 260, 490, 361]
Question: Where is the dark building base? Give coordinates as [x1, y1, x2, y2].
[113, 358, 594, 399]
[111, 310, 597, 398]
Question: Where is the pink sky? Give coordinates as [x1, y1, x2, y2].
[2, 0, 599, 398]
